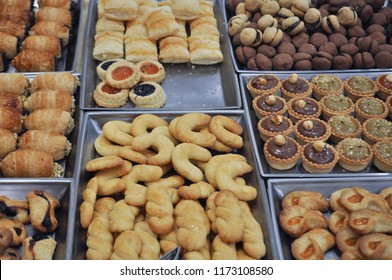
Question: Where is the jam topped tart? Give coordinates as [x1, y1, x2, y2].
[93, 81, 129, 108]
[294, 119, 331, 145]
[363, 118, 392, 145]
[320, 95, 355, 120]
[311, 74, 343, 100]
[335, 138, 373, 172]
[129, 81, 166, 108]
[344, 76, 378, 102]
[246, 74, 281, 98]
[281, 74, 312, 101]
[354, 97, 388, 123]
[263, 135, 301, 170]
[373, 139, 392, 172]
[328, 115, 362, 143]
[252, 94, 287, 119]
[96, 59, 123, 81]
[376, 74, 392, 100]
[257, 114, 293, 142]
[287, 97, 321, 123]
[136, 60, 165, 84]
[301, 141, 339, 174]
[106, 60, 141, 89]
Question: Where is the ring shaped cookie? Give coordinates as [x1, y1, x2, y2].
[106, 60, 140, 89]
[176, 113, 216, 147]
[94, 134, 122, 156]
[0, 227, 13, 252]
[131, 114, 168, 136]
[137, 60, 165, 84]
[103, 120, 133, 146]
[209, 115, 243, 149]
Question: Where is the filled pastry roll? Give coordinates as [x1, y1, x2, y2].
[23, 90, 74, 113]
[0, 73, 29, 95]
[0, 0, 33, 12]
[24, 108, 75, 135]
[0, 20, 27, 39]
[96, 16, 125, 33]
[38, 0, 72, 10]
[29, 72, 80, 95]
[0, 6, 31, 25]
[188, 34, 223, 65]
[125, 38, 158, 62]
[102, 0, 138, 21]
[190, 17, 220, 37]
[22, 234, 57, 260]
[159, 37, 190, 63]
[35, 7, 72, 27]
[93, 31, 124, 61]
[171, 0, 201, 21]
[0, 93, 24, 112]
[19, 130, 71, 161]
[21, 35, 62, 58]
[0, 31, 18, 59]
[125, 18, 149, 40]
[0, 106, 23, 133]
[30, 21, 70, 46]
[12, 50, 56, 72]
[0, 128, 16, 159]
[144, 6, 179, 40]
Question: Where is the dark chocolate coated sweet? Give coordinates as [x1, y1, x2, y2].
[297, 121, 326, 138]
[266, 138, 298, 159]
[304, 144, 334, 164]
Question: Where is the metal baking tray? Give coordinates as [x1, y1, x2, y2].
[71, 110, 278, 260]
[222, 0, 392, 74]
[80, 0, 241, 110]
[268, 176, 392, 260]
[3, 0, 84, 74]
[0, 179, 75, 260]
[240, 72, 392, 178]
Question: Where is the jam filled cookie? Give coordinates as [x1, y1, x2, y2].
[22, 234, 57, 260]
[106, 60, 140, 89]
[93, 81, 129, 108]
[291, 229, 335, 260]
[0, 248, 20, 260]
[136, 60, 165, 84]
[96, 59, 123, 81]
[129, 82, 166, 108]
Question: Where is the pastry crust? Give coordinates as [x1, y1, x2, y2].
[136, 60, 165, 84]
[372, 139, 392, 172]
[93, 31, 124, 62]
[0, 106, 23, 134]
[124, 17, 149, 40]
[348, 209, 392, 234]
[106, 60, 140, 89]
[93, 81, 129, 108]
[336, 227, 362, 253]
[21, 35, 62, 58]
[335, 138, 373, 172]
[0, 219, 27, 246]
[159, 36, 190, 63]
[35, 7, 72, 27]
[301, 142, 339, 174]
[319, 95, 355, 121]
[0, 73, 29, 96]
[171, 0, 201, 20]
[144, 6, 179, 40]
[96, 16, 125, 33]
[358, 233, 392, 260]
[0, 195, 29, 224]
[363, 118, 392, 145]
[124, 38, 158, 62]
[252, 94, 287, 119]
[29, 72, 80, 95]
[328, 115, 362, 144]
[0, 93, 24, 112]
[263, 135, 301, 170]
[355, 97, 388, 123]
[293, 119, 331, 146]
[311, 74, 343, 101]
[0, 31, 18, 59]
[0, 128, 16, 159]
[129, 81, 166, 108]
[291, 229, 335, 260]
[188, 34, 223, 65]
[328, 209, 349, 234]
[24, 109, 74, 135]
[344, 76, 378, 102]
[339, 187, 388, 213]
[281, 76, 313, 101]
[24, 90, 74, 113]
[30, 21, 70, 46]
[102, 0, 138, 21]
[38, 0, 71, 10]
[282, 190, 329, 212]
[247, 75, 282, 98]
[11, 50, 55, 72]
[376, 74, 392, 101]
[258, 114, 293, 142]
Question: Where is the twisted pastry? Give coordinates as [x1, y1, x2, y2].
[80, 177, 98, 229]
[92, 197, 115, 220]
[86, 216, 113, 260]
[95, 160, 133, 196]
[206, 191, 218, 233]
[183, 240, 211, 260]
[146, 185, 174, 235]
[111, 231, 142, 260]
[204, 154, 246, 187]
[159, 229, 178, 255]
[211, 235, 237, 260]
[109, 200, 139, 233]
[134, 221, 160, 260]
[177, 181, 215, 200]
[209, 115, 243, 149]
[291, 229, 335, 260]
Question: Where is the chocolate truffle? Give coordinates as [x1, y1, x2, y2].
[257, 44, 277, 58]
[298, 44, 317, 56]
[369, 32, 387, 45]
[347, 26, 366, 38]
[379, 44, 392, 54]
[247, 53, 273, 70]
[379, 7, 392, 17]
[370, 13, 388, 26]
[251, 12, 262, 23]
[353, 52, 375, 69]
[332, 55, 351, 70]
[319, 42, 337, 56]
[310, 33, 328, 49]
[337, 25, 348, 36]
[340, 43, 359, 56]
[235, 46, 257, 65]
[291, 32, 310, 49]
[366, 24, 385, 34]
[281, 33, 292, 43]
[277, 42, 296, 56]
[354, 18, 363, 27]
[293, 52, 312, 62]
[358, 37, 380, 56]
[312, 52, 333, 70]
[273, 53, 294, 70]
[375, 51, 392, 69]
[319, 8, 329, 18]
[294, 60, 312, 70]
[248, 22, 259, 29]
[232, 34, 242, 47]
[359, 5, 374, 24]
[328, 33, 348, 48]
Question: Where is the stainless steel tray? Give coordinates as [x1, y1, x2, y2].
[0, 179, 75, 260]
[267, 177, 392, 260]
[240, 72, 392, 178]
[3, 0, 84, 74]
[80, 0, 241, 110]
[71, 110, 278, 259]
[222, 0, 392, 74]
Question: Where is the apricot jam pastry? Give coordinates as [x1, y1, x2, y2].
[263, 135, 301, 170]
[106, 59, 141, 89]
[93, 81, 129, 108]
[344, 76, 378, 102]
[335, 138, 373, 172]
[136, 60, 165, 84]
[96, 59, 123, 81]
[281, 74, 312, 101]
[246, 74, 281, 98]
[129, 81, 166, 108]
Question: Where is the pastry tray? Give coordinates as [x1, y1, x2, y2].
[240, 72, 392, 178]
[79, 0, 241, 110]
[267, 176, 392, 260]
[71, 110, 278, 260]
[0, 179, 75, 260]
[3, 0, 85, 74]
[222, 0, 392, 74]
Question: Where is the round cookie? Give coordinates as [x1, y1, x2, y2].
[319, 42, 337, 56]
[291, 32, 310, 49]
[277, 42, 296, 56]
[310, 33, 328, 49]
[235, 46, 257, 65]
[298, 44, 317, 57]
[129, 82, 166, 108]
[257, 44, 277, 58]
[374, 51, 392, 69]
[347, 26, 366, 38]
[272, 53, 294, 71]
[247, 53, 273, 71]
[340, 43, 359, 56]
[328, 33, 348, 48]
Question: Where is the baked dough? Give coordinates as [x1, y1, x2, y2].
[96, 16, 125, 33]
[23, 90, 75, 113]
[93, 31, 124, 61]
[0, 128, 16, 159]
[93, 81, 129, 108]
[291, 229, 335, 260]
[29, 72, 80, 95]
[171, 0, 201, 20]
[0, 195, 29, 224]
[282, 190, 329, 212]
[144, 6, 179, 40]
[129, 81, 166, 108]
[24, 109, 74, 135]
[188, 34, 223, 65]
[102, 0, 138, 21]
[0, 219, 27, 246]
[136, 60, 165, 84]
[106, 60, 140, 89]
[22, 235, 57, 260]
[125, 38, 158, 63]
[159, 37, 190, 63]
[125, 17, 149, 40]
[134, 221, 160, 260]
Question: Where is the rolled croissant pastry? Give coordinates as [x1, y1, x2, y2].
[29, 73, 79, 95]
[0, 106, 23, 134]
[0, 0, 33, 12]
[35, 7, 72, 27]
[38, 0, 72, 10]
[30, 21, 70, 46]
[0, 6, 31, 25]
[12, 50, 55, 72]
[24, 109, 75, 135]
[0, 31, 18, 59]
[0, 73, 29, 96]
[21, 35, 62, 58]
[19, 130, 71, 161]
[1, 149, 63, 178]
[0, 20, 27, 39]
[0, 128, 17, 159]
[24, 90, 74, 113]
[0, 93, 24, 112]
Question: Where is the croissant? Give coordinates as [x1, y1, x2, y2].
[0, 31, 18, 59]
[24, 90, 74, 113]
[12, 50, 55, 72]
[38, 0, 72, 10]
[18, 130, 71, 161]
[0, 106, 23, 133]
[35, 7, 72, 27]
[30, 21, 70, 46]
[0, 20, 26, 39]
[29, 72, 79, 95]
[0, 128, 16, 159]
[21, 35, 62, 58]
[24, 109, 74, 135]
[0, 73, 29, 96]
[0, 93, 23, 112]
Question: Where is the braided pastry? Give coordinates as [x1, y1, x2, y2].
[184, 240, 211, 260]
[291, 229, 335, 260]
[80, 177, 98, 229]
[159, 229, 178, 255]
[95, 160, 133, 196]
[109, 200, 139, 233]
[211, 235, 237, 260]
[146, 185, 174, 235]
[206, 191, 218, 233]
[111, 231, 142, 260]
[86, 216, 113, 260]
[134, 221, 160, 260]
[177, 181, 215, 200]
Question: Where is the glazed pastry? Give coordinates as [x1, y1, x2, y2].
[129, 82, 166, 108]
[96, 59, 123, 81]
[301, 141, 339, 174]
[349, 209, 392, 234]
[0, 219, 27, 246]
[93, 81, 129, 108]
[358, 233, 392, 260]
[335, 138, 373, 172]
[282, 190, 329, 212]
[30, 21, 70, 46]
[0, 93, 24, 112]
[188, 34, 223, 65]
[328, 115, 362, 144]
[106, 60, 140, 89]
[287, 97, 321, 124]
[263, 135, 301, 171]
[24, 90, 75, 113]
[363, 118, 392, 145]
[320, 95, 354, 121]
[35, 7, 72, 27]
[0, 31, 18, 59]
[136, 60, 165, 84]
[257, 114, 293, 142]
[375, 74, 392, 101]
[339, 187, 388, 213]
[311, 74, 343, 101]
[328, 209, 350, 234]
[0, 73, 29, 95]
[96, 16, 125, 33]
[336, 228, 362, 253]
[0, 128, 16, 159]
[29, 72, 80, 95]
[171, 0, 201, 20]
[293, 119, 331, 145]
[124, 38, 158, 62]
[355, 97, 388, 123]
[344, 76, 378, 102]
[93, 31, 124, 61]
[372, 140, 392, 172]
[291, 229, 335, 260]
[24, 109, 74, 135]
[252, 94, 287, 119]
[144, 6, 179, 40]
[0, 195, 29, 224]
[102, 0, 137, 21]
[21, 35, 62, 58]
[22, 234, 57, 260]
[12, 50, 55, 72]
[279, 205, 328, 237]
[0, 106, 23, 134]
[281, 74, 312, 101]
[246, 74, 281, 98]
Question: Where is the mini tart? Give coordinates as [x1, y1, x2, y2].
[263, 135, 301, 170]
[129, 81, 166, 108]
[252, 94, 287, 119]
[246, 74, 282, 98]
[375, 74, 392, 101]
[335, 138, 373, 172]
[354, 97, 388, 123]
[287, 97, 321, 123]
[136, 60, 165, 84]
[281, 74, 313, 101]
[294, 119, 331, 145]
[96, 59, 123, 81]
[257, 114, 293, 142]
[301, 141, 339, 174]
[93, 81, 129, 108]
[320, 95, 355, 121]
[362, 118, 392, 145]
[311, 74, 343, 101]
[386, 95, 392, 120]
[106, 60, 140, 89]
[373, 139, 392, 172]
[328, 115, 362, 144]
[343, 76, 378, 102]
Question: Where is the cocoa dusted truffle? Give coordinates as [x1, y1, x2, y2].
[298, 44, 317, 56]
[365, 0, 386, 12]
[291, 32, 310, 49]
[293, 52, 313, 62]
[328, 33, 348, 48]
[312, 51, 333, 70]
[337, 25, 348, 36]
[310, 33, 328, 49]
[339, 43, 359, 56]
[369, 32, 386, 45]
[370, 13, 388, 26]
[235, 46, 257, 65]
[232, 33, 242, 47]
[379, 44, 392, 54]
[277, 42, 296, 56]
[366, 24, 385, 34]
[353, 52, 375, 69]
[374, 51, 392, 68]
[294, 60, 312, 70]
[281, 33, 292, 43]
[251, 12, 262, 23]
[357, 37, 380, 55]
[319, 42, 337, 56]
[319, 8, 329, 18]
[247, 53, 273, 70]
[359, 5, 374, 24]
[332, 55, 351, 70]
[273, 53, 294, 70]
[347, 26, 366, 38]
[257, 44, 277, 58]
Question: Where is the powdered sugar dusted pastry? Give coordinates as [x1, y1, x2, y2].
[136, 60, 165, 84]
[102, 0, 138, 21]
[93, 81, 129, 108]
[144, 6, 179, 40]
[129, 81, 166, 108]
[171, 0, 201, 20]
[22, 234, 57, 260]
